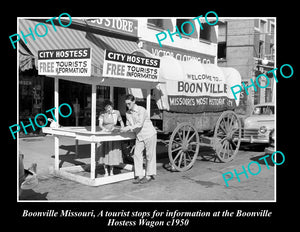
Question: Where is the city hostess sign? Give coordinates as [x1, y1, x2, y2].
[102, 50, 160, 82]
[38, 48, 92, 76]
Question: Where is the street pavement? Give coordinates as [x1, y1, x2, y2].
[19, 135, 275, 201]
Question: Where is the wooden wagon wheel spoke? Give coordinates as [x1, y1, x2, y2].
[171, 146, 182, 153]
[224, 141, 231, 159]
[178, 151, 184, 168]
[230, 114, 236, 127]
[183, 152, 187, 167]
[187, 132, 197, 143]
[171, 140, 182, 150]
[178, 126, 184, 141]
[184, 126, 191, 141]
[172, 139, 182, 145]
[225, 118, 231, 132]
[222, 119, 228, 133]
[229, 139, 238, 149]
[228, 115, 237, 132]
[186, 151, 192, 162]
[226, 118, 232, 132]
[219, 140, 228, 159]
[219, 137, 227, 143]
[173, 150, 182, 162]
[228, 142, 234, 157]
[225, 141, 231, 159]
[181, 125, 187, 140]
[231, 127, 239, 134]
[219, 120, 228, 134]
[225, 117, 233, 132]
[227, 114, 234, 127]
[217, 130, 226, 137]
[168, 122, 200, 172]
[176, 130, 183, 142]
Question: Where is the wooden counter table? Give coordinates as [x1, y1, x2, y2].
[42, 126, 139, 186]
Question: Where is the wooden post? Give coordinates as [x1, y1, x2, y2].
[146, 88, 151, 116]
[75, 140, 79, 157]
[54, 77, 59, 171]
[90, 84, 97, 179]
[110, 86, 114, 102]
[75, 98, 79, 126]
[75, 98, 79, 158]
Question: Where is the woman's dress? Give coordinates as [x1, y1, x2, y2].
[98, 111, 123, 166]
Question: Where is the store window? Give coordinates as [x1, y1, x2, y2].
[199, 23, 211, 41]
[19, 78, 33, 119]
[218, 42, 227, 59]
[84, 85, 111, 126]
[59, 83, 111, 127]
[270, 44, 275, 61]
[265, 88, 272, 103]
[254, 19, 259, 29]
[147, 19, 173, 31]
[217, 22, 227, 60]
[269, 23, 275, 61]
[96, 85, 110, 110]
[176, 19, 197, 38]
[259, 19, 267, 33]
[258, 41, 264, 58]
[270, 23, 275, 35]
[114, 87, 127, 121]
[19, 72, 46, 137]
[148, 19, 164, 28]
[254, 89, 260, 105]
[19, 74, 44, 115]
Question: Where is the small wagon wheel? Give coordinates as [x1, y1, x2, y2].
[213, 110, 241, 162]
[168, 122, 200, 171]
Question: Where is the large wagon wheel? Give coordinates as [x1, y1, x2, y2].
[213, 111, 241, 162]
[168, 122, 200, 171]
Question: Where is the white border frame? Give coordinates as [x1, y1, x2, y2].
[16, 16, 276, 203]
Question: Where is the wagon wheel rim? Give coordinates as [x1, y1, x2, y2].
[168, 122, 200, 171]
[214, 111, 241, 162]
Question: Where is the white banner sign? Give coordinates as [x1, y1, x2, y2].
[102, 50, 160, 82]
[38, 48, 92, 76]
[153, 58, 241, 113]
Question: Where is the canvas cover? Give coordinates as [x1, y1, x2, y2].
[153, 56, 241, 113]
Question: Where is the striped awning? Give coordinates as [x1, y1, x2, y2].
[18, 19, 139, 76]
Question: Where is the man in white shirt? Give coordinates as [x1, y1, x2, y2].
[121, 94, 157, 184]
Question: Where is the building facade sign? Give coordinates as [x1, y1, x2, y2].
[142, 40, 215, 64]
[84, 18, 138, 37]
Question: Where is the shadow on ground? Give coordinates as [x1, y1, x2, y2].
[250, 154, 275, 167]
[19, 189, 48, 200]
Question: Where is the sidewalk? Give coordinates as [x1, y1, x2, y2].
[19, 135, 169, 176]
[19, 135, 98, 176]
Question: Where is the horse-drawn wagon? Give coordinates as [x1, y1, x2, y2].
[134, 54, 243, 171]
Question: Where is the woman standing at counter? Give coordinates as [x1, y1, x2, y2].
[98, 100, 124, 176]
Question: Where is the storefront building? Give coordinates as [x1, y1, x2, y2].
[18, 17, 140, 136]
[136, 18, 217, 64]
[217, 18, 275, 114]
